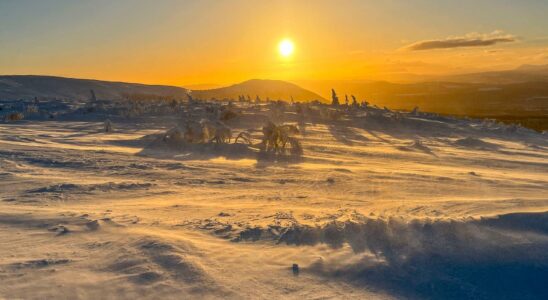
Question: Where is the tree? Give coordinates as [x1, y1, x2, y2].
[351, 95, 358, 107]
[169, 99, 178, 109]
[90, 89, 97, 102]
[331, 89, 339, 106]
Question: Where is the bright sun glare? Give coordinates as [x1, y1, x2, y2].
[278, 39, 294, 57]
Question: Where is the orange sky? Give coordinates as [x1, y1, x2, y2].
[1, 1, 548, 86]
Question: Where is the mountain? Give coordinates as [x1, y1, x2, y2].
[292, 65, 548, 118]
[440, 64, 548, 84]
[192, 79, 326, 102]
[2, 73, 546, 121]
[295, 64, 548, 98]
[0, 76, 325, 103]
[515, 64, 548, 74]
[183, 83, 225, 90]
[0, 75, 189, 101]
[292, 82, 548, 120]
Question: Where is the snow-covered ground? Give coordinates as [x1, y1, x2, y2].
[1, 101, 547, 299]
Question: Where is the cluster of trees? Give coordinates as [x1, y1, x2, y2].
[237, 95, 252, 102]
[94, 87, 375, 114]
[237, 95, 277, 103]
[121, 92, 184, 102]
[331, 89, 368, 108]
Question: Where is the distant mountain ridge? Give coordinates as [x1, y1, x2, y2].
[0, 75, 189, 101]
[192, 79, 326, 102]
[440, 64, 548, 84]
[2, 66, 547, 121]
[294, 64, 548, 99]
[0, 76, 325, 102]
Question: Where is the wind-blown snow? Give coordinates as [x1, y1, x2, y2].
[0, 100, 546, 299]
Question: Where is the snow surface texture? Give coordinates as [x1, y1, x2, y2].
[0, 101, 547, 299]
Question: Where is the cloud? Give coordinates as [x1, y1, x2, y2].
[484, 49, 503, 54]
[403, 31, 516, 51]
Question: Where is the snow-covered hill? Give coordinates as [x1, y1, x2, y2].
[0, 76, 325, 102]
[0, 99, 546, 299]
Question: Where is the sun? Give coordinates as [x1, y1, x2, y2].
[278, 39, 294, 57]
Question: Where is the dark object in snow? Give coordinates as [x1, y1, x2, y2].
[6, 112, 24, 121]
[292, 263, 299, 276]
[90, 89, 97, 102]
[49, 225, 70, 235]
[104, 119, 113, 132]
[220, 109, 238, 121]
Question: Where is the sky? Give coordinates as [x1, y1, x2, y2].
[1, 0, 548, 86]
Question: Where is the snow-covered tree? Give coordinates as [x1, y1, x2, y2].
[331, 89, 339, 106]
[351, 95, 358, 107]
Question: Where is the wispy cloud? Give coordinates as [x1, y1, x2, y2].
[403, 31, 516, 51]
[484, 49, 503, 54]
